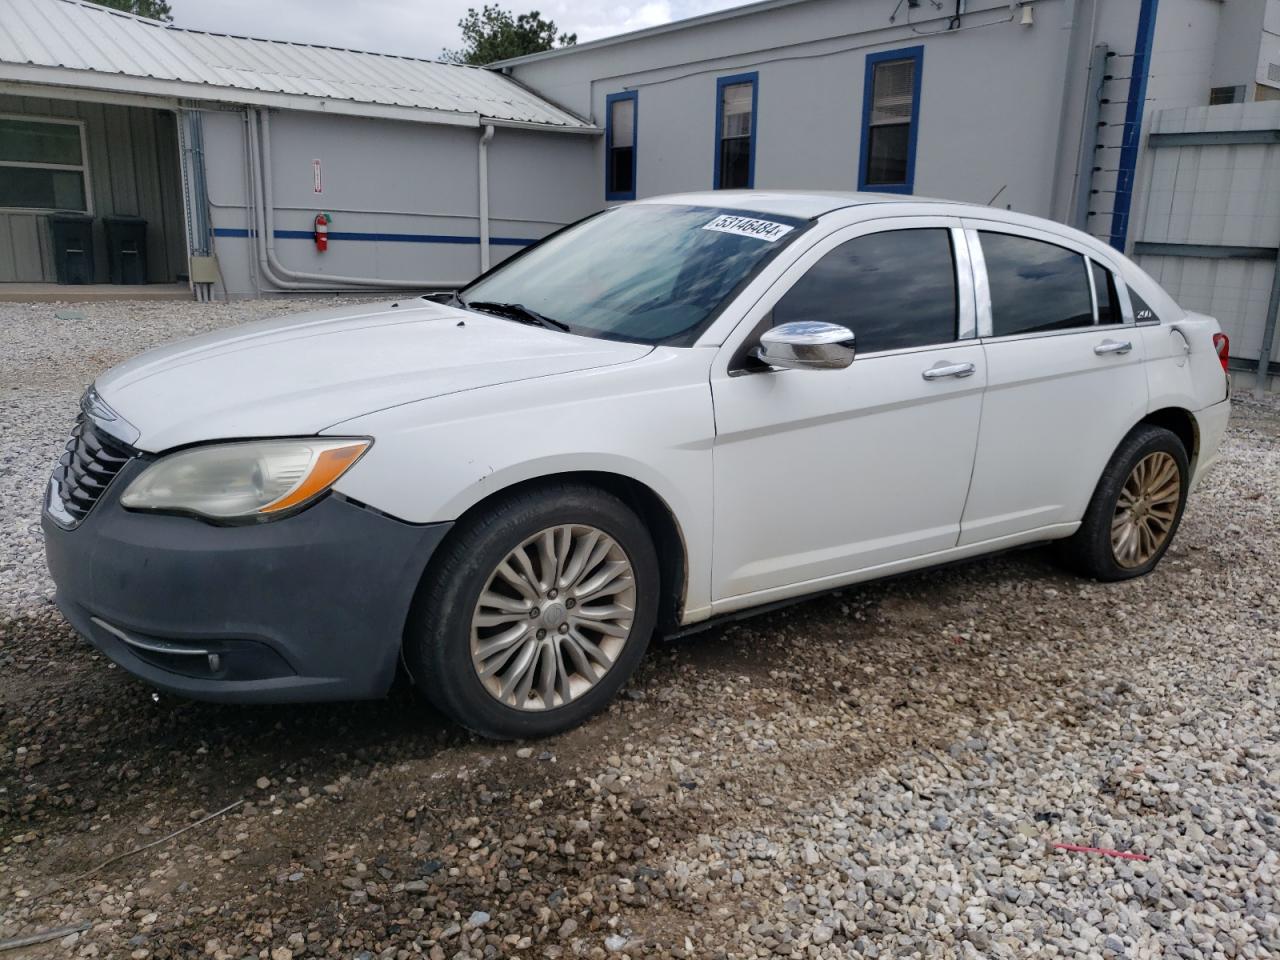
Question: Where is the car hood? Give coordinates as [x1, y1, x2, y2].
[95, 299, 652, 452]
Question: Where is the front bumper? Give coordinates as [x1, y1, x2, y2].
[43, 459, 451, 703]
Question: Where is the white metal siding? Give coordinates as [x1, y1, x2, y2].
[1134, 103, 1280, 365]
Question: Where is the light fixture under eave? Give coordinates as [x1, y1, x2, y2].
[1020, 3, 1034, 26]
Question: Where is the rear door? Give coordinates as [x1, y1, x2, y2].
[958, 221, 1149, 545]
[709, 217, 986, 608]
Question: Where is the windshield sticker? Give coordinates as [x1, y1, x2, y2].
[702, 215, 795, 242]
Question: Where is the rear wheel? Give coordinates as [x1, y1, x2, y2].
[404, 483, 658, 739]
[1058, 424, 1189, 581]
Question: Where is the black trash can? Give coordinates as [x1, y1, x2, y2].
[49, 214, 95, 285]
[103, 216, 148, 284]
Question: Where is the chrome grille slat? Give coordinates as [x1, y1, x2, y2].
[51, 412, 137, 525]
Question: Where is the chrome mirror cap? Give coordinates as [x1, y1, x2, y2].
[756, 321, 856, 371]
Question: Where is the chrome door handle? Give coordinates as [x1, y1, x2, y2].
[922, 361, 976, 381]
[1094, 339, 1133, 356]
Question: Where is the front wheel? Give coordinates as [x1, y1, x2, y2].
[1057, 423, 1189, 581]
[404, 483, 659, 739]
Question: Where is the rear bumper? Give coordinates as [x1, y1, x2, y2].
[43, 460, 451, 703]
[1191, 397, 1231, 492]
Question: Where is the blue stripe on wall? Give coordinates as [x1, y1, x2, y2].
[1110, 0, 1159, 251]
[212, 227, 536, 247]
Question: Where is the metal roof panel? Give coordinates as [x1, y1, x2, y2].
[0, 0, 593, 129]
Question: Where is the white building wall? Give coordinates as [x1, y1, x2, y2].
[202, 109, 597, 299]
[508, 0, 1128, 225]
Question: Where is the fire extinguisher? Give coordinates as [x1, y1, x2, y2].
[313, 212, 331, 252]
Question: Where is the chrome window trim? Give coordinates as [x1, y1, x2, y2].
[950, 226, 977, 340]
[964, 228, 993, 338]
[1085, 254, 1100, 325]
[980, 325, 1126, 345]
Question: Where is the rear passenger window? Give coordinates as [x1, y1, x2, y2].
[772, 228, 957, 354]
[980, 232, 1093, 337]
[1092, 262, 1122, 325]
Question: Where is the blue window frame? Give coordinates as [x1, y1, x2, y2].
[605, 90, 638, 201]
[714, 72, 758, 189]
[858, 46, 924, 194]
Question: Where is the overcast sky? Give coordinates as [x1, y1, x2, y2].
[165, 1, 746, 60]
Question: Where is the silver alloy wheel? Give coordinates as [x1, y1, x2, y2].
[470, 524, 636, 711]
[1111, 450, 1181, 568]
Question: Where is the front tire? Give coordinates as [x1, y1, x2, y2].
[1058, 423, 1189, 581]
[404, 483, 659, 739]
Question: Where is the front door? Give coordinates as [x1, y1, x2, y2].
[957, 222, 1150, 545]
[709, 219, 985, 610]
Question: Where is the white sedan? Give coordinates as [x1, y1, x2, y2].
[43, 192, 1232, 739]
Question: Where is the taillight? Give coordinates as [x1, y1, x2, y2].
[1212, 332, 1230, 373]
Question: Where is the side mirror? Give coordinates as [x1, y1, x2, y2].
[755, 321, 856, 371]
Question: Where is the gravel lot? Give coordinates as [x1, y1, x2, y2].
[2, 298, 1278, 960]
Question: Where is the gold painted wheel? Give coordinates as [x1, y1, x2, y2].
[1110, 451, 1181, 568]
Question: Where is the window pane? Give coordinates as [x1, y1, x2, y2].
[1092, 262, 1121, 324]
[721, 82, 752, 138]
[719, 137, 751, 189]
[871, 59, 915, 124]
[0, 166, 86, 210]
[981, 232, 1094, 336]
[866, 124, 909, 185]
[773, 228, 957, 353]
[609, 147, 634, 195]
[0, 117, 83, 165]
[464, 203, 805, 345]
[609, 98, 634, 149]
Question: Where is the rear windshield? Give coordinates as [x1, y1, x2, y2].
[461, 203, 810, 345]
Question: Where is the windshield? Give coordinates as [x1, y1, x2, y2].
[460, 203, 810, 345]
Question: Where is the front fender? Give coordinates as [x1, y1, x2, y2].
[327, 347, 717, 622]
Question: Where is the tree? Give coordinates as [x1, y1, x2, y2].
[91, 0, 173, 21]
[442, 6, 576, 66]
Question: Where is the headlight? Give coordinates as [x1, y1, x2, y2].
[119, 438, 370, 521]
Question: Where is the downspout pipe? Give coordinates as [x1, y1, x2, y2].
[478, 124, 495, 273]
[252, 108, 464, 292]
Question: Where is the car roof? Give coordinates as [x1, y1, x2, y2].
[633, 190, 1123, 266]
[634, 189, 962, 219]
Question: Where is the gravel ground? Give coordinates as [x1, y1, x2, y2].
[1, 298, 1278, 960]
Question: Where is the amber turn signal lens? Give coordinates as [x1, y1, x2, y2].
[259, 441, 370, 514]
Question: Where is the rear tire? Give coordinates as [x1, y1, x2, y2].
[404, 483, 659, 739]
[1057, 424, 1189, 581]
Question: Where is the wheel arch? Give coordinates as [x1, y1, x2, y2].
[1139, 406, 1199, 471]
[413, 470, 690, 636]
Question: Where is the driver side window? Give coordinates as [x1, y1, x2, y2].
[771, 228, 958, 354]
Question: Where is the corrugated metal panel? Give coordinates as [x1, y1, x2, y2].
[1133, 102, 1280, 366]
[0, 0, 592, 129]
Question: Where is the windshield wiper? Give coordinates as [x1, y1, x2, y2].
[463, 300, 571, 333]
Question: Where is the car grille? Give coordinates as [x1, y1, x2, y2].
[51, 413, 137, 525]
